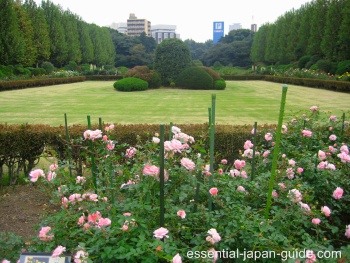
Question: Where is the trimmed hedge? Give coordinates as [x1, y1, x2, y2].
[85, 75, 123, 81]
[0, 76, 86, 92]
[221, 75, 350, 93]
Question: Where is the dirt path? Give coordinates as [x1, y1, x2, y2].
[0, 184, 58, 241]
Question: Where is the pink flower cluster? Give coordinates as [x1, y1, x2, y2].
[74, 249, 89, 263]
[78, 211, 111, 229]
[83, 129, 102, 141]
[337, 145, 350, 163]
[288, 189, 302, 203]
[52, 245, 66, 258]
[126, 147, 137, 158]
[29, 164, 58, 182]
[180, 157, 195, 171]
[39, 226, 54, 241]
[302, 129, 312, 137]
[333, 187, 344, 199]
[206, 228, 221, 244]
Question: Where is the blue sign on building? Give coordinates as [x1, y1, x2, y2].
[213, 22, 224, 43]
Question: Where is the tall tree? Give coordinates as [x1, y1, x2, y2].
[62, 10, 81, 64]
[0, 0, 25, 65]
[23, 0, 50, 67]
[14, 0, 36, 66]
[250, 23, 269, 63]
[337, 0, 350, 61]
[307, 0, 329, 56]
[78, 20, 94, 64]
[154, 38, 192, 86]
[42, 0, 67, 66]
[264, 24, 278, 64]
[296, 3, 312, 59]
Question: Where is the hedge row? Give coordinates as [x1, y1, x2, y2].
[0, 123, 274, 185]
[222, 75, 350, 92]
[0, 76, 85, 92]
[85, 75, 123, 81]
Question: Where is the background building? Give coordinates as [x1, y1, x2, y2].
[151, 24, 178, 44]
[229, 23, 242, 32]
[109, 22, 127, 34]
[213, 21, 224, 43]
[127, 13, 151, 37]
[251, 24, 257, 32]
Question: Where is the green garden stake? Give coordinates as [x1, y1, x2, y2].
[159, 124, 165, 227]
[341, 113, 345, 136]
[64, 113, 72, 177]
[264, 85, 288, 220]
[99, 117, 102, 130]
[87, 115, 97, 190]
[251, 121, 257, 180]
[208, 94, 216, 212]
[169, 122, 173, 140]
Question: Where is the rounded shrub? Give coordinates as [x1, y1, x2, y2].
[336, 60, 350, 75]
[176, 66, 214, 90]
[214, 79, 226, 90]
[316, 59, 333, 73]
[199, 66, 221, 81]
[124, 66, 161, 89]
[41, 62, 54, 74]
[113, 77, 148, 92]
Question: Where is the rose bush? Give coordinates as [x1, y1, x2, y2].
[1, 106, 350, 263]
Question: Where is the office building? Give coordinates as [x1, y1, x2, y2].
[251, 24, 257, 32]
[229, 23, 242, 32]
[151, 24, 178, 44]
[127, 13, 151, 37]
[109, 22, 127, 34]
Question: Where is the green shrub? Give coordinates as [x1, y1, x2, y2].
[41, 61, 54, 74]
[336, 60, 350, 75]
[0, 65, 14, 76]
[116, 66, 128, 75]
[214, 79, 226, 90]
[31, 67, 46, 76]
[176, 66, 214, 90]
[113, 77, 148, 92]
[316, 59, 333, 73]
[199, 66, 221, 81]
[305, 55, 320, 69]
[124, 66, 161, 89]
[64, 61, 78, 71]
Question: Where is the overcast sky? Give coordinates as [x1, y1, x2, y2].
[34, 0, 313, 43]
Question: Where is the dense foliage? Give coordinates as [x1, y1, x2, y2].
[154, 38, 192, 86]
[250, 0, 350, 66]
[113, 77, 148, 92]
[124, 66, 161, 89]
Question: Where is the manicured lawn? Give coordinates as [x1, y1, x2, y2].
[0, 80, 349, 126]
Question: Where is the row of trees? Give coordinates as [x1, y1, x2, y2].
[0, 0, 115, 67]
[250, 0, 350, 65]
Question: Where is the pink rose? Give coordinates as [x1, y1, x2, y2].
[299, 202, 310, 211]
[172, 253, 182, 263]
[39, 226, 54, 241]
[143, 164, 159, 176]
[288, 159, 296, 166]
[297, 167, 303, 174]
[333, 187, 344, 199]
[152, 137, 160, 144]
[177, 210, 186, 219]
[288, 189, 302, 203]
[234, 160, 245, 170]
[153, 227, 169, 239]
[220, 159, 228, 164]
[329, 134, 337, 141]
[29, 169, 45, 182]
[237, 186, 245, 192]
[310, 106, 319, 112]
[209, 187, 218, 196]
[244, 140, 254, 149]
[122, 225, 128, 231]
[345, 225, 350, 238]
[264, 133, 273, 141]
[321, 206, 331, 217]
[52, 245, 66, 258]
[49, 163, 58, 171]
[123, 212, 131, 217]
[180, 157, 195, 171]
[126, 147, 137, 158]
[302, 130, 312, 137]
[207, 228, 221, 244]
[312, 218, 321, 225]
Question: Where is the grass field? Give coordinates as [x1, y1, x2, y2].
[0, 80, 349, 126]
